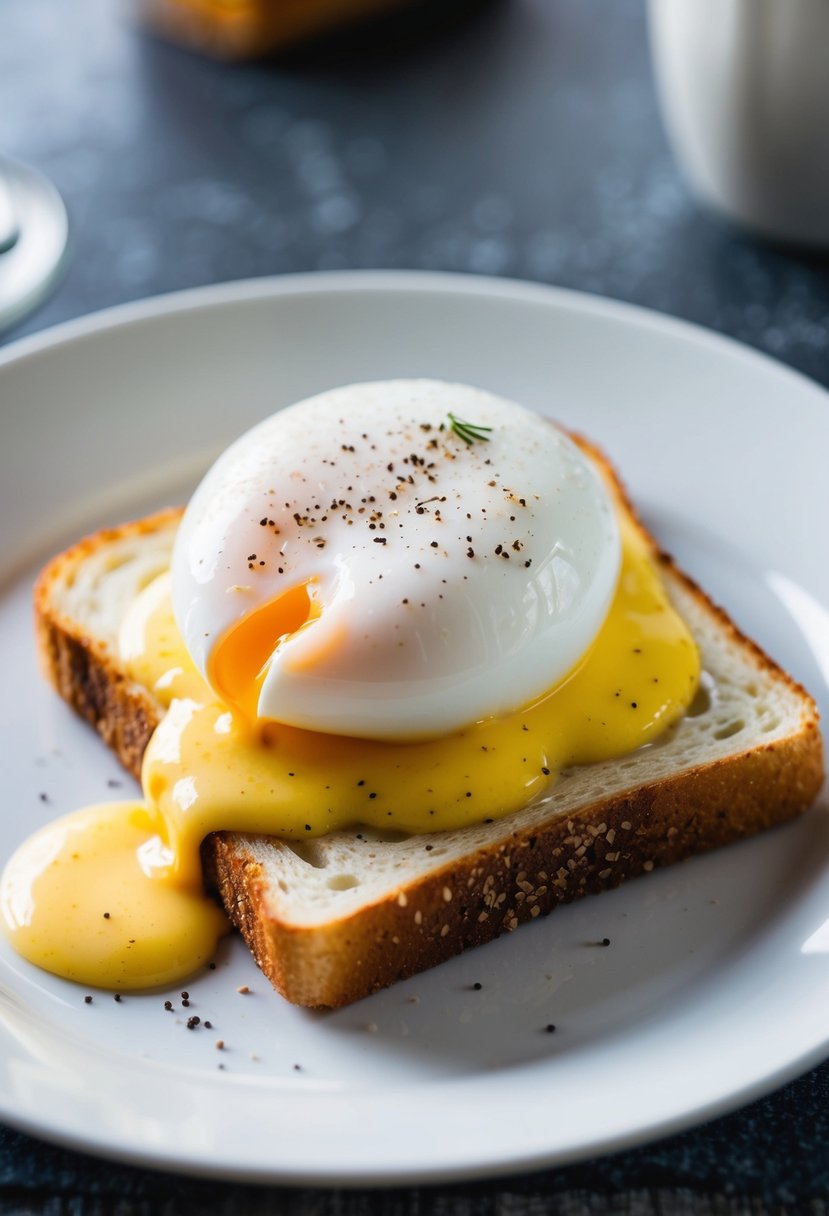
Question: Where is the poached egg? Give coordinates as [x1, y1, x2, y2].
[172, 381, 621, 739]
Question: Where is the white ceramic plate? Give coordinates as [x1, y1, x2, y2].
[0, 272, 827, 1185]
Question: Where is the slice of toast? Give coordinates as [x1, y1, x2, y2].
[34, 461, 823, 1008]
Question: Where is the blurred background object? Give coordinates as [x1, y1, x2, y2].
[0, 176, 19, 253]
[648, 0, 829, 247]
[136, 0, 422, 59]
[0, 158, 69, 333]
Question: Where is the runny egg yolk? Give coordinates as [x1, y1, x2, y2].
[0, 510, 699, 990]
[209, 580, 322, 723]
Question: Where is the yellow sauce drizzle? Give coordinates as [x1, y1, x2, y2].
[1, 802, 227, 988]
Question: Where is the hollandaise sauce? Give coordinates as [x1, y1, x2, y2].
[1, 515, 699, 989]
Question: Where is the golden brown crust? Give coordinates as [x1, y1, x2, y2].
[33, 510, 181, 779]
[33, 496, 824, 1010]
[206, 723, 823, 1008]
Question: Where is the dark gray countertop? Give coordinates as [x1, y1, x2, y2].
[2, 1, 829, 1211]
[3, 0, 829, 384]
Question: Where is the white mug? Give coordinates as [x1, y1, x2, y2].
[648, 0, 829, 246]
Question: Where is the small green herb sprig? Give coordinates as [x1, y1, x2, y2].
[447, 413, 492, 445]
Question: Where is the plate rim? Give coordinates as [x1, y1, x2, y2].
[1, 268, 827, 412]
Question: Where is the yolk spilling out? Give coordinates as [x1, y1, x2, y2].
[0, 513, 700, 990]
[209, 580, 319, 722]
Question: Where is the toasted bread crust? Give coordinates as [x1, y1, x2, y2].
[33, 482, 824, 1008]
[33, 510, 182, 780]
[204, 728, 822, 1007]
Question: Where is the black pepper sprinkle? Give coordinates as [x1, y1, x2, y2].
[186, 1016, 201, 1029]
[113, 994, 122, 1002]
[181, 991, 189, 999]
[472, 982, 482, 991]
[293, 1063, 302, 1071]
[84, 995, 92, 1005]
[38, 792, 50, 803]
[182, 998, 190, 1007]
[601, 937, 611, 946]
[164, 1000, 173, 1011]
[545, 1024, 556, 1034]
[208, 962, 216, 971]
[103, 911, 110, 919]
[541, 767, 551, 776]
[204, 1020, 213, 1029]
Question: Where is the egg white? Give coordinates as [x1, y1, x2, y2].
[172, 381, 621, 740]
